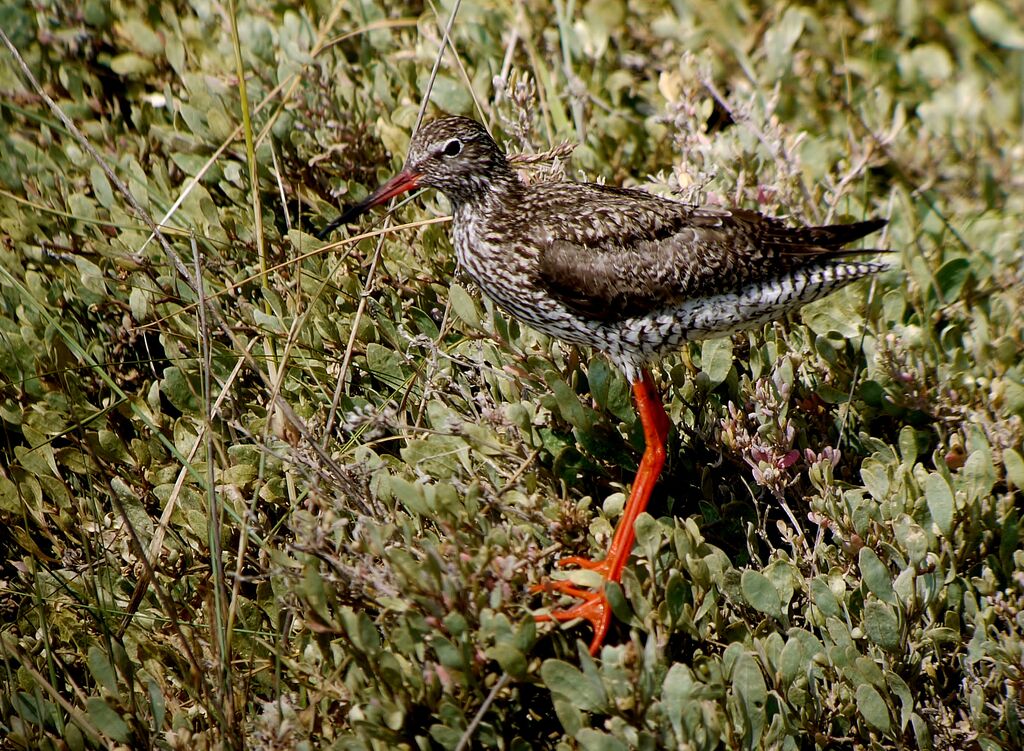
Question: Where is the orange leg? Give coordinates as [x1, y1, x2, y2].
[533, 369, 669, 654]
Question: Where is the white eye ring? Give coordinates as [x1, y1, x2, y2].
[442, 138, 463, 157]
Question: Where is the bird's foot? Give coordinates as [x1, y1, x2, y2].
[531, 578, 612, 655]
[555, 555, 610, 575]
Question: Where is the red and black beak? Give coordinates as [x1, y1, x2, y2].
[317, 169, 423, 239]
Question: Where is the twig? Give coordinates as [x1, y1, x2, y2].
[414, 0, 465, 132]
[508, 141, 576, 165]
[324, 0, 464, 439]
[455, 672, 511, 751]
[323, 236, 387, 439]
[427, 0, 487, 122]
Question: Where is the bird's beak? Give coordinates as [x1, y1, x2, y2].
[359, 168, 423, 210]
[317, 169, 423, 238]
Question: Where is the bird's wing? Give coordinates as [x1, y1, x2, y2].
[531, 184, 885, 322]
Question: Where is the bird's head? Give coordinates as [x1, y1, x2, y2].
[332, 116, 513, 227]
[402, 116, 511, 202]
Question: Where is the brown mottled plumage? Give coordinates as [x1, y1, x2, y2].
[328, 116, 888, 381]
[324, 115, 890, 655]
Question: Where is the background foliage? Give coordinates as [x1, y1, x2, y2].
[1, 0, 1022, 749]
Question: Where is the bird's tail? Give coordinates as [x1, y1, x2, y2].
[804, 217, 888, 248]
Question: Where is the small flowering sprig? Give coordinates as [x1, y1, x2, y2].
[748, 444, 800, 496]
[720, 360, 802, 498]
[802, 446, 859, 555]
[805, 445, 842, 493]
[338, 402, 399, 441]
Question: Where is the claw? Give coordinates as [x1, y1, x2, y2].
[532, 579, 612, 655]
[555, 555, 610, 574]
[531, 370, 669, 656]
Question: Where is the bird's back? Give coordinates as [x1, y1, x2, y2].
[498, 180, 887, 323]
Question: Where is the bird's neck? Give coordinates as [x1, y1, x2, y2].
[447, 160, 523, 214]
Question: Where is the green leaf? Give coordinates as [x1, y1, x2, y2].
[365, 343, 406, 387]
[859, 548, 896, 604]
[544, 373, 593, 430]
[65, 723, 85, 751]
[340, 608, 382, 657]
[741, 569, 782, 619]
[731, 651, 767, 743]
[87, 646, 118, 695]
[541, 659, 605, 712]
[86, 697, 129, 742]
[583, 0, 626, 35]
[160, 366, 201, 414]
[429, 724, 462, 747]
[120, 17, 164, 55]
[109, 52, 155, 77]
[893, 515, 929, 567]
[604, 579, 632, 626]
[898, 426, 919, 466]
[970, 1, 1024, 49]
[148, 679, 165, 731]
[910, 713, 933, 749]
[886, 671, 914, 731]
[801, 286, 864, 338]
[428, 725, 460, 745]
[421, 73, 473, 114]
[701, 337, 733, 387]
[764, 6, 807, 77]
[855, 684, 892, 733]
[129, 285, 150, 321]
[809, 577, 841, 618]
[12, 692, 46, 726]
[98, 430, 129, 463]
[933, 258, 971, 303]
[999, 511, 1019, 576]
[924, 472, 954, 537]
[485, 643, 527, 678]
[221, 463, 256, 487]
[1004, 448, 1024, 488]
[762, 560, 799, 610]
[634, 512, 661, 564]
[861, 457, 890, 501]
[961, 449, 995, 502]
[864, 599, 901, 651]
[387, 476, 430, 517]
[430, 634, 465, 670]
[449, 283, 480, 328]
[551, 692, 584, 736]
[902, 43, 954, 82]
[408, 306, 440, 338]
[860, 379, 885, 407]
[662, 663, 695, 739]
[578, 0, 626, 58]
[90, 164, 114, 209]
[577, 729, 629, 751]
[779, 628, 825, 684]
[587, 358, 632, 421]
[1005, 380, 1024, 416]
[0, 477, 18, 514]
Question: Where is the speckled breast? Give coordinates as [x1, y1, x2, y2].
[451, 214, 604, 349]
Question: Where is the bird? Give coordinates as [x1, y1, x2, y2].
[322, 115, 889, 655]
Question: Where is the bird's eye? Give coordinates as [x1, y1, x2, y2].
[442, 138, 462, 157]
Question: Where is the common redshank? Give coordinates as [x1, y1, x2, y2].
[323, 116, 888, 655]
